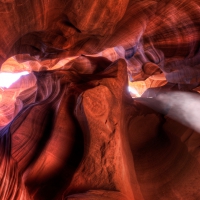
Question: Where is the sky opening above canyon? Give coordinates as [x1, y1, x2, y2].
[0, 71, 29, 88]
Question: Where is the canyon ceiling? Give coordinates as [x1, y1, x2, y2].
[1, 0, 200, 199]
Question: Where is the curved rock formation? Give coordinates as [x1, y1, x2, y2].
[1, 0, 200, 199]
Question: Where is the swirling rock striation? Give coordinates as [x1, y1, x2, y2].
[0, 0, 200, 200]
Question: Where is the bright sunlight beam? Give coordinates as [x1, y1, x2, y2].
[128, 86, 141, 97]
[0, 71, 29, 88]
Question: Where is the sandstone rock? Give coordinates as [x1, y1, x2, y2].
[1, 0, 200, 199]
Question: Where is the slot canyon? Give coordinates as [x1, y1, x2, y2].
[1, 0, 200, 199]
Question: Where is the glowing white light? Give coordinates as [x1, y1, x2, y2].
[0, 71, 29, 88]
[134, 92, 200, 134]
[128, 86, 140, 97]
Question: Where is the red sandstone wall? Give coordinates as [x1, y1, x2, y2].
[0, 0, 200, 199]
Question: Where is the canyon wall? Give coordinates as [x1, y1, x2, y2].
[1, 0, 200, 199]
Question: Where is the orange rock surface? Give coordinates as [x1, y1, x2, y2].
[0, 0, 200, 199]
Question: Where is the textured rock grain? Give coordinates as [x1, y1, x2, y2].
[0, 0, 200, 199]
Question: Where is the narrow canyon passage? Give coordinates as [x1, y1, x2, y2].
[1, 0, 200, 199]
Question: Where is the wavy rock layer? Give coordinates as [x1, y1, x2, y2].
[0, 0, 200, 200]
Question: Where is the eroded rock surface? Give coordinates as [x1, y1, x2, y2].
[1, 0, 200, 199]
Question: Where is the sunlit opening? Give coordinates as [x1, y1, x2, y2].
[0, 71, 29, 88]
[128, 86, 140, 97]
[128, 81, 147, 97]
[128, 74, 167, 98]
